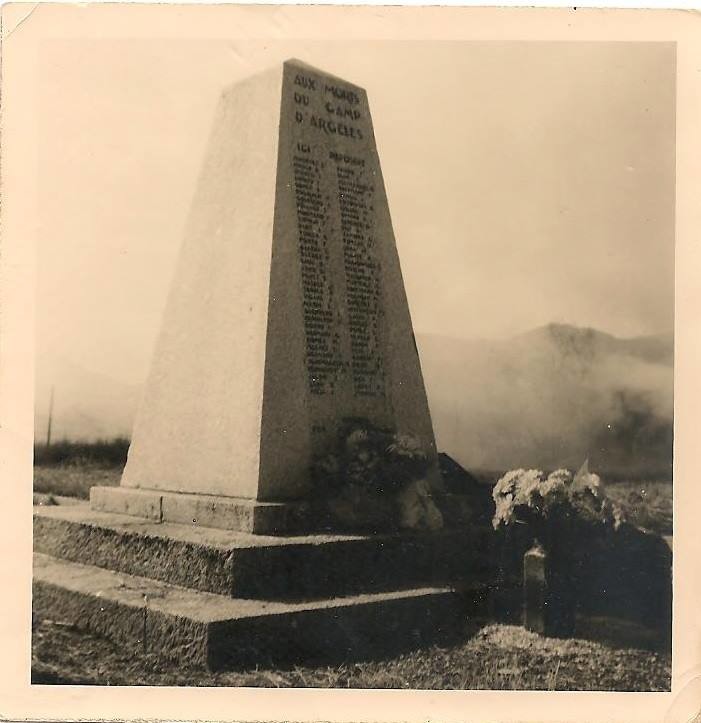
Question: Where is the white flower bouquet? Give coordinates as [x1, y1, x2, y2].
[492, 461, 625, 532]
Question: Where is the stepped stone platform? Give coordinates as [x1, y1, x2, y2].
[33, 553, 462, 670]
[32, 502, 492, 670]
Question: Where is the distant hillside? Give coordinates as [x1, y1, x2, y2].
[416, 324, 673, 479]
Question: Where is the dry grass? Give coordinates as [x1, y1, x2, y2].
[31, 618, 670, 690]
[33, 465, 122, 500]
[34, 438, 129, 467]
[606, 481, 672, 536]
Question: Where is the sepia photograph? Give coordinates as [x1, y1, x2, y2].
[2, 5, 699, 721]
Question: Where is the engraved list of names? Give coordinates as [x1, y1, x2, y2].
[290, 69, 386, 401]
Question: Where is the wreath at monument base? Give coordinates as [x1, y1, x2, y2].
[311, 420, 444, 534]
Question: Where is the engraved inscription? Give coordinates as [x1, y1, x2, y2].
[290, 71, 385, 399]
[293, 74, 365, 142]
[292, 153, 343, 395]
[334, 156, 385, 398]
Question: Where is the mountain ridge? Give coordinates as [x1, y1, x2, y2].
[416, 324, 673, 479]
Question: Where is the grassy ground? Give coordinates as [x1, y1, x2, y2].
[33, 464, 121, 500]
[606, 481, 673, 537]
[34, 438, 129, 467]
[31, 616, 670, 690]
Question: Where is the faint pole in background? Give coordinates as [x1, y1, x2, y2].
[46, 386, 54, 447]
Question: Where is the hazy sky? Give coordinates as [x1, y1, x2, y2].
[37, 40, 675, 388]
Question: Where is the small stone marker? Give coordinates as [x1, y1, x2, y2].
[523, 541, 547, 635]
[92, 59, 441, 531]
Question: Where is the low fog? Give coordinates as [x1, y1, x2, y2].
[418, 324, 673, 479]
[36, 322, 673, 481]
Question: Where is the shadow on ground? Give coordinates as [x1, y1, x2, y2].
[31, 609, 670, 691]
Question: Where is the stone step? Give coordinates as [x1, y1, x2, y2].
[89, 485, 477, 536]
[33, 552, 468, 671]
[90, 486, 312, 535]
[33, 504, 491, 600]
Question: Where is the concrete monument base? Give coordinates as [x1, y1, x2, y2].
[32, 501, 491, 669]
[33, 552, 466, 671]
[90, 485, 312, 535]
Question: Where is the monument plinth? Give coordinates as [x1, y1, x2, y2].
[33, 61, 486, 670]
[92, 58, 442, 533]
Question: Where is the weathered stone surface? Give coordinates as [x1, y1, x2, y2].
[523, 543, 547, 635]
[34, 505, 491, 600]
[33, 553, 463, 670]
[119, 59, 440, 504]
[90, 485, 312, 535]
[91, 485, 162, 521]
[91, 485, 474, 537]
[33, 553, 210, 666]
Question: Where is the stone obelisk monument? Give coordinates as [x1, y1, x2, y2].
[93, 58, 440, 524]
[34, 61, 484, 671]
